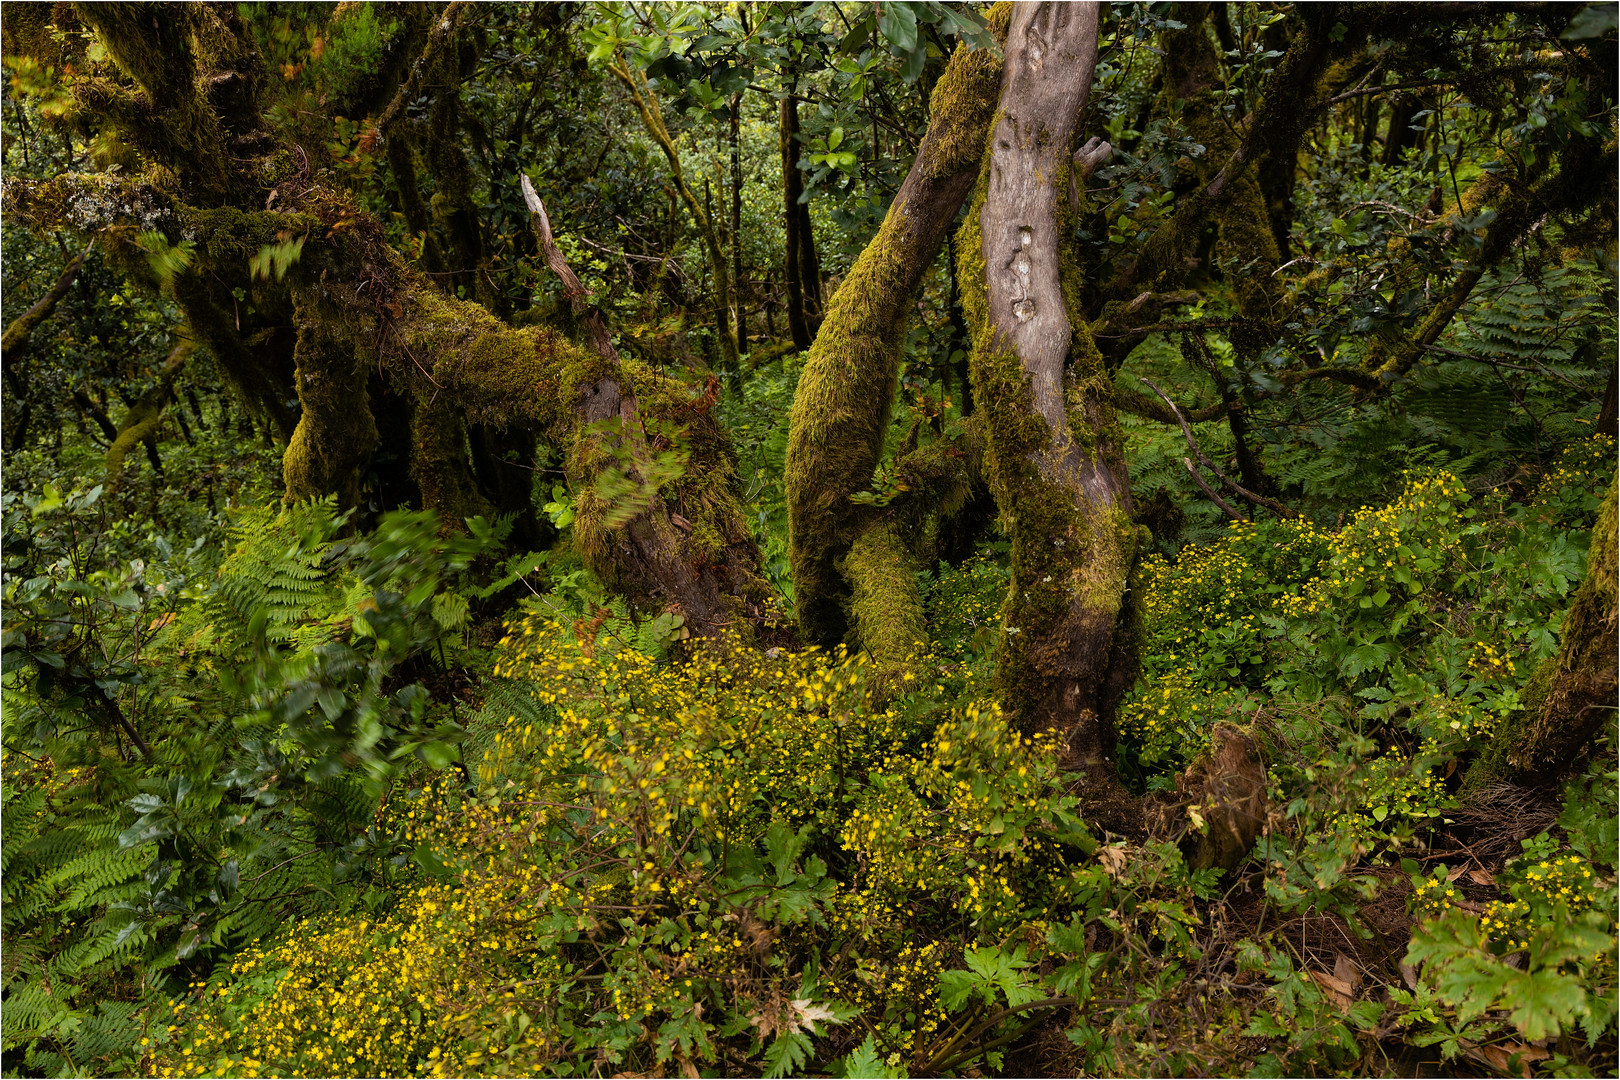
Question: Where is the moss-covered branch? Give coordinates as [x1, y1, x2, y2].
[1, 243, 90, 367]
[105, 337, 193, 480]
[784, 11, 1007, 648]
[71, 3, 239, 205]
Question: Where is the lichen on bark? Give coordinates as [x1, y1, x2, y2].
[956, 2, 1141, 805]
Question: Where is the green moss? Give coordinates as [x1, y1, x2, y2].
[104, 402, 165, 478]
[845, 521, 928, 696]
[283, 299, 379, 507]
[785, 12, 1007, 647]
[410, 395, 494, 529]
[952, 72, 1140, 747]
[1467, 474, 1618, 790]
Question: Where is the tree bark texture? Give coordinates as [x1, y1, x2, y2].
[730, 93, 748, 352]
[958, 2, 1140, 797]
[784, 11, 1007, 648]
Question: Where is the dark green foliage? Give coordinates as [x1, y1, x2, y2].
[0, 488, 542, 1075]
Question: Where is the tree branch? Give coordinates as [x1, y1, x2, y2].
[1140, 376, 1296, 519]
[2, 242, 91, 366]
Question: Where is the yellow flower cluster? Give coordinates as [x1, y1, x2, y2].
[1316, 471, 1469, 602]
[1528, 435, 1617, 526]
[490, 619, 931, 842]
[1467, 639, 1518, 680]
[820, 940, 950, 1049]
[1413, 853, 1610, 958]
[927, 553, 1009, 660]
[1341, 753, 1453, 839]
[1121, 518, 1332, 763]
[152, 778, 563, 1078]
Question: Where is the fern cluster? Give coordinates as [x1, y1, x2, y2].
[1, 492, 544, 1077]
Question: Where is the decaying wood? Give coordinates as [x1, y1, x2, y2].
[519, 176, 757, 635]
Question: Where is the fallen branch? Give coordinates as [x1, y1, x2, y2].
[521, 172, 617, 362]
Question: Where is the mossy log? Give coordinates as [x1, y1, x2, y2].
[784, 10, 1007, 648]
[378, 263, 771, 630]
[957, 2, 1140, 801]
[0, 14, 772, 633]
[1468, 477, 1618, 790]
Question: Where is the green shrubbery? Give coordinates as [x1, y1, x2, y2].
[6, 435, 1596, 1078]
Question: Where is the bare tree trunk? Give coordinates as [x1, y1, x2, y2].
[958, 2, 1138, 812]
[781, 91, 813, 351]
[730, 93, 748, 355]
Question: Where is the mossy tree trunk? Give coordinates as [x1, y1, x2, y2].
[1469, 480, 1618, 790]
[730, 89, 748, 353]
[957, 2, 1139, 803]
[283, 297, 379, 509]
[784, 14, 1007, 649]
[1159, 4, 1284, 494]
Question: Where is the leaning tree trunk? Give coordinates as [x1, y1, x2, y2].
[784, 11, 1007, 648]
[957, 2, 1139, 809]
[1467, 478, 1618, 790]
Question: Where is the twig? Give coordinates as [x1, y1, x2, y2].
[1184, 457, 1246, 522]
[1140, 376, 1298, 520]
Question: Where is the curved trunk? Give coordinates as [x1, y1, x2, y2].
[784, 14, 1007, 647]
[957, 2, 1139, 804]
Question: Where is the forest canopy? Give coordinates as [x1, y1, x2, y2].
[1, 1, 1616, 1077]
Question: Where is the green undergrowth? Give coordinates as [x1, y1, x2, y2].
[5, 448, 1615, 1078]
[125, 436, 1617, 1078]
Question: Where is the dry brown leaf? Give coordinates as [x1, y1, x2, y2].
[1333, 954, 1361, 993]
[749, 997, 837, 1039]
[1309, 969, 1355, 1012]
[1096, 844, 1129, 877]
[1466, 1041, 1551, 1077]
[1468, 868, 1496, 887]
